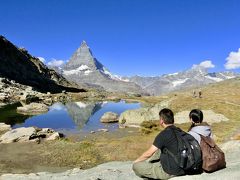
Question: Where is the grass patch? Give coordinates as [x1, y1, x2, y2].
[40, 141, 104, 169]
[140, 120, 161, 134]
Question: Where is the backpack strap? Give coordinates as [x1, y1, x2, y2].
[163, 147, 180, 165]
[198, 134, 215, 147]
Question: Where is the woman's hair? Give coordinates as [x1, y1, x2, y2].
[189, 109, 203, 123]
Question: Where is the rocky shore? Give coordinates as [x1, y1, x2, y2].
[0, 124, 63, 144]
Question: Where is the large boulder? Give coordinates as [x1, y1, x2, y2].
[100, 112, 119, 123]
[0, 127, 36, 143]
[17, 102, 49, 115]
[43, 98, 53, 105]
[119, 101, 229, 126]
[118, 103, 167, 126]
[0, 127, 63, 143]
[46, 132, 61, 141]
[119, 108, 150, 126]
[174, 110, 229, 124]
[0, 123, 11, 132]
[19, 93, 40, 105]
[0, 92, 9, 102]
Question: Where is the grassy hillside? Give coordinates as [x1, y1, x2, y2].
[168, 77, 240, 142]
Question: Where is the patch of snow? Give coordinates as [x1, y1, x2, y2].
[63, 65, 91, 75]
[172, 78, 189, 87]
[79, 65, 89, 71]
[191, 65, 207, 75]
[101, 67, 129, 82]
[114, 75, 130, 82]
[205, 75, 223, 82]
[50, 103, 66, 111]
[168, 72, 179, 76]
[75, 102, 87, 108]
[100, 101, 108, 107]
[63, 69, 79, 75]
[219, 73, 235, 79]
[84, 70, 92, 75]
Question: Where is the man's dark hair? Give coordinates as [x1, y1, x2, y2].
[189, 109, 203, 123]
[159, 108, 174, 124]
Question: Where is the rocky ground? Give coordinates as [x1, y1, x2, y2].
[1, 139, 240, 180]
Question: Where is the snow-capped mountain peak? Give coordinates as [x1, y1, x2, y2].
[61, 40, 144, 94]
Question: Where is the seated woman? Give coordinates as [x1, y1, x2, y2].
[188, 109, 212, 144]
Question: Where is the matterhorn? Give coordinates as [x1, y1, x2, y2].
[63, 41, 145, 94]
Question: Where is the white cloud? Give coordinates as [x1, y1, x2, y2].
[199, 60, 215, 68]
[38, 57, 45, 63]
[47, 59, 65, 67]
[225, 48, 240, 70]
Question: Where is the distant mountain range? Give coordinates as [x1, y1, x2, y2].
[2, 35, 237, 96]
[0, 35, 84, 93]
[51, 41, 239, 95]
[126, 66, 238, 95]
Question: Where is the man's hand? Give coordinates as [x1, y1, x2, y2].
[134, 145, 158, 163]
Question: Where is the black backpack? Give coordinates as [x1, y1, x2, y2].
[163, 127, 203, 174]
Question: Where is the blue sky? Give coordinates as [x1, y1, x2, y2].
[1, 0, 240, 76]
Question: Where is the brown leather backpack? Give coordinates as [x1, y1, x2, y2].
[199, 135, 226, 172]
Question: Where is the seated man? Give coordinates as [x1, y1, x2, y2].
[132, 108, 185, 179]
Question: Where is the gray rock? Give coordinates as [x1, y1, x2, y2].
[39, 128, 55, 134]
[98, 128, 109, 132]
[174, 110, 229, 124]
[119, 108, 150, 125]
[43, 98, 53, 105]
[119, 99, 228, 126]
[0, 127, 36, 143]
[119, 100, 170, 126]
[100, 112, 119, 123]
[0, 123, 11, 131]
[0, 126, 64, 143]
[47, 132, 60, 141]
[17, 103, 49, 115]
[19, 93, 40, 105]
[0, 92, 9, 102]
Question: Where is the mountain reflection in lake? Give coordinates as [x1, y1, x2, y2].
[8, 101, 140, 133]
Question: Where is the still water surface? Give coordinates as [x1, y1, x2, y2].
[0, 101, 140, 133]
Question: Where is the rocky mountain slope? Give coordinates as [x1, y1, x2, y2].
[0, 36, 85, 93]
[127, 65, 239, 95]
[62, 41, 145, 94]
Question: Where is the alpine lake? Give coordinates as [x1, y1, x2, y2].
[0, 100, 141, 137]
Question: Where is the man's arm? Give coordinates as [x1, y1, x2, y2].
[134, 145, 158, 163]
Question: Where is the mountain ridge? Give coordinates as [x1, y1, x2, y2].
[126, 65, 239, 95]
[47, 40, 239, 95]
